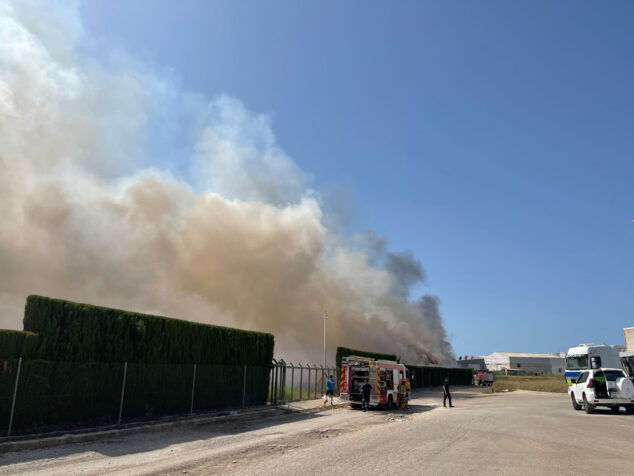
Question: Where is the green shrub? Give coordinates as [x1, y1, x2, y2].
[335, 346, 397, 368]
[23, 295, 274, 366]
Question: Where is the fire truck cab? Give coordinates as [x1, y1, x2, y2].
[339, 356, 409, 409]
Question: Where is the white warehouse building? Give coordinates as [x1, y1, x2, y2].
[485, 352, 566, 375]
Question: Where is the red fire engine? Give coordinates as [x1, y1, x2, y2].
[339, 356, 409, 409]
[474, 369, 495, 386]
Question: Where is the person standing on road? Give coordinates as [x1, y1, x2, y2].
[325, 375, 335, 405]
[443, 377, 453, 408]
[361, 382, 372, 412]
[397, 379, 408, 410]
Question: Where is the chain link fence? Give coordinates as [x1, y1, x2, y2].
[0, 358, 336, 438]
[268, 359, 340, 405]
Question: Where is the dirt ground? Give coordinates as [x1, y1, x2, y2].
[1, 387, 633, 475]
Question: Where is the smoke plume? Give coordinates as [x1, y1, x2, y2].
[0, 0, 455, 365]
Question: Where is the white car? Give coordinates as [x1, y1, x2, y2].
[569, 368, 634, 414]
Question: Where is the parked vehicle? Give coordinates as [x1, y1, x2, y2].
[565, 344, 622, 386]
[474, 369, 495, 386]
[620, 351, 634, 382]
[504, 368, 525, 376]
[568, 368, 634, 414]
[339, 356, 408, 409]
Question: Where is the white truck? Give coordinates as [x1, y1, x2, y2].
[565, 344, 622, 386]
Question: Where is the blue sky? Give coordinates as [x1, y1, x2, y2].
[80, 0, 634, 356]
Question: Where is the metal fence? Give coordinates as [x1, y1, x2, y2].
[0, 357, 337, 438]
[268, 359, 340, 405]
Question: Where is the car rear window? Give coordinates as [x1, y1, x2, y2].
[603, 370, 625, 381]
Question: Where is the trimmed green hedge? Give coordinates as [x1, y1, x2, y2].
[1, 295, 275, 436]
[23, 295, 274, 366]
[0, 330, 40, 359]
[335, 346, 397, 368]
[407, 365, 473, 388]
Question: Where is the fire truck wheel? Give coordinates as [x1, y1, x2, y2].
[626, 405, 634, 415]
[387, 395, 395, 410]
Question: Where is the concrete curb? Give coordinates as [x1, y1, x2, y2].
[0, 402, 346, 454]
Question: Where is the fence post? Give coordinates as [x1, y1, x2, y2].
[118, 362, 128, 426]
[270, 367, 274, 404]
[314, 365, 318, 399]
[7, 357, 22, 437]
[320, 365, 325, 396]
[307, 365, 311, 400]
[289, 363, 295, 403]
[299, 364, 303, 401]
[279, 360, 285, 403]
[272, 360, 279, 405]
[242, 364, 247, 409]
[190, 363, 197, 415]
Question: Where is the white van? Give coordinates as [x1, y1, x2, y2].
[565, 344, 621, 386]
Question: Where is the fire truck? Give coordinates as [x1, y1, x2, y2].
[339, 356, 409, 409]
[474, 369, 495, 386]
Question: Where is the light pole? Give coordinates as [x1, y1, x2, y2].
[323, 310, 328, 396]
[323, 310, 327, 369]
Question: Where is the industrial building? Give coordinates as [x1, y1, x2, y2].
[624, 327, 634, 352]
[456, 356, 486, 370]
[484, 352, 565, 375]
[622, 327, 634, 377]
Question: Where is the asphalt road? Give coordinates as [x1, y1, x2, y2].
[1, 387, 633, 475]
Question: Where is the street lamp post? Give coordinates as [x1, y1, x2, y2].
[323, 310, 327, 369]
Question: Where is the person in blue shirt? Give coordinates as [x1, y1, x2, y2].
[324, 375, 335, 405]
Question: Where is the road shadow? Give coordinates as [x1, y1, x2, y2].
[586, 408, 634, 416]
[345, 403, 436, 415]
[399, 404, 436, 414]
[0, 406, 334, 463]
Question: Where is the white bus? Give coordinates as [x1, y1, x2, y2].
[565, 344, 621, 386]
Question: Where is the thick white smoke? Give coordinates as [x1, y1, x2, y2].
[0, 0, 455, 365]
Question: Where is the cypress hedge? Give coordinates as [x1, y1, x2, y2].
[407, 364, 473, 388]
[0, 329, 41, 359]
[1, 295, 275, 435]
[23, 295, 274, 366]
[335, 346, 397, 368]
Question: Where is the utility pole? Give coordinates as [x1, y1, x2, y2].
[323, 310, 327, 368]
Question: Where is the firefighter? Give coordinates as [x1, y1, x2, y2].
[397, 379, 408, 410]
[361, 381, 372, 412]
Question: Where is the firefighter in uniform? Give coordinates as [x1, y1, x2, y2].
[397, 379, 408, 410]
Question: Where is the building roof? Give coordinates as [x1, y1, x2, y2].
[494, 352, 564, 359]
